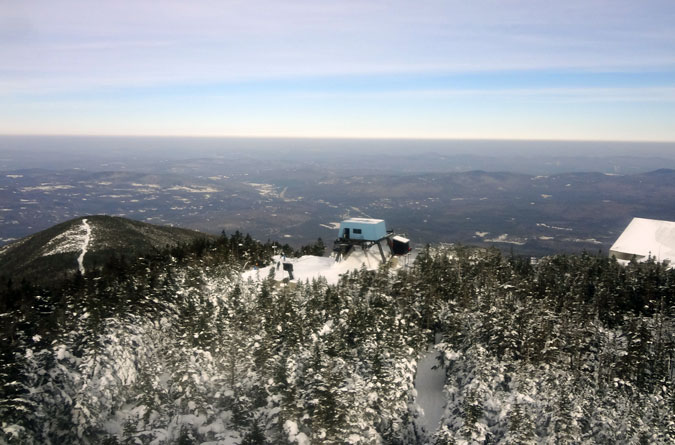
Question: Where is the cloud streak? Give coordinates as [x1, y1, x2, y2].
[1, 0, 674, 140]
[3, 0, 674, 89]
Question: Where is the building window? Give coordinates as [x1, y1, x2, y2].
[353, 228, 362, 234]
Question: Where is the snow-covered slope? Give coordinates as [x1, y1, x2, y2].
[243, 246, 398, 284]
[0, 215, 213, 283]
[2, 239, 673, 444]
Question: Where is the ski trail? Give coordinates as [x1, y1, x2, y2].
[77, 218, 91, 275]
[415, 350, 446, 436]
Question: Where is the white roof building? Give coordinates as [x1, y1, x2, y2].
[609, 217, 675, 268]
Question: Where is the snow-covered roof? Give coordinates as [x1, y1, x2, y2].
[341, 218, 384, 225]
[610, 217, 675, 264]
[392, 235, 410, 243]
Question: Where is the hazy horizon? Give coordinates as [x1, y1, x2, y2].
[2, 133, 675, 153]
[2, 1, 674, 141]
[2, 134, 675, 175]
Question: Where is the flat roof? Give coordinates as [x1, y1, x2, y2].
[341, 218, 384, 225]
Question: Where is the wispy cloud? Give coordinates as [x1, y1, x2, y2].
[305, 87, 675, 103]
[1, 0, 674, 140]
[2, 0, 674, 90]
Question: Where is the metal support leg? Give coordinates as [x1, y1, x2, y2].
[377, 241, 387, 264]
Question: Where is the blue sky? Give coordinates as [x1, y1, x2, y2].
[1, 0, 674, 141]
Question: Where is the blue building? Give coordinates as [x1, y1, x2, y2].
[338, 218, 387, 241]
[334, 218, 402, 263]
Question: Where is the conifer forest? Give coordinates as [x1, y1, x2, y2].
[1, 234, 674, 444]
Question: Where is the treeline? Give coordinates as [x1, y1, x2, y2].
[415, 247, 675, 443]
[0, 244, 673, 443]
[0, 231, 325, 409]
[0, 231, 327, 314]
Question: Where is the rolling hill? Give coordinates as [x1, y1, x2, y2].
[0, 215, 214, 284]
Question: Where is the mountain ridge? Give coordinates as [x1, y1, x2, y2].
[0, 215, 214, 284]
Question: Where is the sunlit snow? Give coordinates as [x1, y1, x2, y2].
[243, 246, 408, 285]
[414, 350, 446, 435]
[41, 218, 93, 258]
[77, 219, 92, 274]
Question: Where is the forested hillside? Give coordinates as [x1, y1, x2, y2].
[0, 215, 216, 285]
[1, 236, 673, 444]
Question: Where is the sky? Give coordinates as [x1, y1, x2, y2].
[1, 0, 674, 141]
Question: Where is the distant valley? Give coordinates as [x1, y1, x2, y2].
[2, 165, 674, 257]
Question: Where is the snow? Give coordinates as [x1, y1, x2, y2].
[54, 344, 70, 360]
[610, 217, 675, 265]
[41, 218, 93, 259]
[243, 247, 390, 285]
[166, 185, 219, 193]
[244, 182, 277, 196]
[346, 434, 364, 443]
[77, 218, 92, 275]
[564, 237, 602, 245]
[414, 350, 446, 435]
[20, 185, 75, 192]
[537, 223, 573, 231]
[318, 320, 334, 336]
[284, 420, 310, 445]
[341, 217, 384, 224]
[2, 424, 25, 439]
[484, 234, 527, 245]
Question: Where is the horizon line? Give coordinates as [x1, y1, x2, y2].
[1, 133, 674, 144]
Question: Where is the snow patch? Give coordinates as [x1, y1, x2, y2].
[415, 350, 446, 435]
[166, 185, 219, 193]
[284, 420, 310, 445]
[536, 223, 573, 232]
[243, 247, 392, 285]
[42, 219, 94, 258]
[21, 184, 75, 192]
[564, 237, 602, 245]
[484, 234, 527, 245]
[318, 320, 334, 336]
[77, 219, 92, 274]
